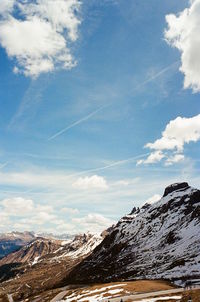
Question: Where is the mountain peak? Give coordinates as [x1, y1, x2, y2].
[163, 182, 189, 197]
[64, 183, 200, 284]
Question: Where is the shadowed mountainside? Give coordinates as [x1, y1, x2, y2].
[62, 182, 200, 284]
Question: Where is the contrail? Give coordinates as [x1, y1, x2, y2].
[0, 162, 9, 169]
[48, 105, 108, 141]
[70, 152, 150, 177]
[135, 60, 180, 90]
[48, 61, 179, 141]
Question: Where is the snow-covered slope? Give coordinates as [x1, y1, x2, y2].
[50, 233, 103, 262]
[65, 182, 200, 283]
[0, 233, 103, 267]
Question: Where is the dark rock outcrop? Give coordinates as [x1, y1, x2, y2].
[163, 182, 189, 197]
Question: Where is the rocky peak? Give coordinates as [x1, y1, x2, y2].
[64, 182, 200, 284]
[129, 206, 140, 215]
[163, 182, 189, 197]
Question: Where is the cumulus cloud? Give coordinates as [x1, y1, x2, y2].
[0, 197, 59, 231]
[72, 213, 115, 233]
[137, 151, 165, 165]
[165, 0, 200, 92]
[138, 114, 200, 165]
[73, 175, 108, 190]
[0, 0, 15, 15]
[0, 0, 81, 77]
[0, 196, 114, 234]
[165, 153, 185, 166]
[2, 197, 34, 216]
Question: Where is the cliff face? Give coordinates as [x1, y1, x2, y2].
[64, 183, 200, 283]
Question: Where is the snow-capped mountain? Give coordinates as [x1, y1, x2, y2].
[35, 232, 74, 241]
[0, 231, 35, 259]
[50, 233, 103, 261]
[0, 233, 103, 267]
[64, 182, 200, 284]
[0, 232, 104, 296]
[0, 237, 61, 266]
[0, 231, 74, 259]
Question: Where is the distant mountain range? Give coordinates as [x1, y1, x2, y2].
[0, 232, 104, 300]
[0, 231, 75, 259]
[0, 231, 35, 259]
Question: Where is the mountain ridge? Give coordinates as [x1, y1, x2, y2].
[62, 182, 200, 284]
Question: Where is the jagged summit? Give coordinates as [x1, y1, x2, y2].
[163, 182, 189, 197]
[129, 206, 140, 215]
[63, 182, 200, 284]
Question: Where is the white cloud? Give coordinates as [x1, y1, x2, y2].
[61, 207, 79, 215]
[0, 212, 10, 227]
[0, 169, 72, 189]
[165, 153, 185, 166]
[73, 175, 108, 190]
[0, 0, 15, 15]
[137, 151, 165, 165]
[0, 197, 58, 230]
[72, 213, 115, 233]
[144, 194, 161, 205]
[146, 115, 200, 151]
[138, 114, 200, 165]
[1, 197, 34, 216]
[165, 0, 200, 92]
[0, 0, 81, 77]
[0, 195, 115, 234]
[0, 169, 107, 194]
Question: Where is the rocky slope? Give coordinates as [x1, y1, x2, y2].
[0, 233, 103, 267]
[0, 231, 35, 259]
[0, 233, 103, 300]
[0, 231, 74, 259]
[64, 182, 200, 284]
[0, 237, 61, 266]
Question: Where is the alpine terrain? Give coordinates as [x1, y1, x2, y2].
[64, 182, 200, 284]
[0, 232, 35, 259]
[0, 233, 103, 300]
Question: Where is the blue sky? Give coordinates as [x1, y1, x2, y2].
[0, 0, 200, 234]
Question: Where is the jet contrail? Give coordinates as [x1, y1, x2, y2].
[48, 105, 108, 141]
[70, 152, 150, 177]
[0, 162, 9, 169]
[48, 61, 179, 141]
[135, 60, 180, 90]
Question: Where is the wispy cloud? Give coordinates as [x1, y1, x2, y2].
[8, 77, 49, 129]
[48, 105, 108, 141]
[71, 152, 150, 176]
[0, 162, 9, 169]
[22, 152, 72, 161]
[0, 153, 148, 193]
